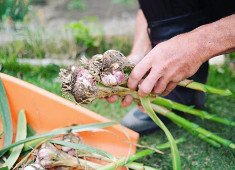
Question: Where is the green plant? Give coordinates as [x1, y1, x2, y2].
[112, 0, 135, 6]
[0, 0, 32, 23]
[229, 52, 235, 62]
[66, 20, 103, 56]
[99, 35, 132, 56]
[67, 0, 86, 10]
[32, 0, 47, 5]
[0, 23, 133, 60]
[0, 29, 76, 59]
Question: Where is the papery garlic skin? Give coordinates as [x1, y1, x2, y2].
[77, 68, 96, 87]
[101, 71, 125, 86]
[59, 50, 135, 104]
[38, 148, 54, 161]
[113, 71, 125, 84]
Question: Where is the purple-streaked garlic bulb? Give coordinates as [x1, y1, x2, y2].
[76, 68, 96, 87]
[35, 142, 79, 168]
[35, 143, 57, 168]
[100, 50, 134, 86]
[101, 70, 125, 86]
[59, 66, 97, 104]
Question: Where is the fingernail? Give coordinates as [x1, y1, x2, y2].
[161, 93, 168, 96]
[162, 91, 169, 96]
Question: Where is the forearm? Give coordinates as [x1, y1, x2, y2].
[127, 14, 235, 97]
[181, 14, 235, 63]
[129, 9, 152, 63]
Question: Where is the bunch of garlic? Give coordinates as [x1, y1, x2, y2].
[59, 50, 135, 104]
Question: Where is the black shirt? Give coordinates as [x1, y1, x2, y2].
[138, 0, 234, 83]
[139, 0, 235, 23]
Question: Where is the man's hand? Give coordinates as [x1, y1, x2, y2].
[128, 14, 235, 97]
[128, 33, 203, 97]
[106, 14, 235, 109]
[105, 94, 146, 113]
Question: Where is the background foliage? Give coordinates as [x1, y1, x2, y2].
[0, 0, 32, 22]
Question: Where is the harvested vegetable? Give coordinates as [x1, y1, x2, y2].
[59, 49, 235, 170]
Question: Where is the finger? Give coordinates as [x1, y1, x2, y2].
[105, 95, 119, 103]
[138, 69, 162, 97]
[137, 105, 146, 113]
[121, 95, 133, 107]
[127, 57, 152, 91]
[152, 77, 169, 95]
[161, 82, 178, 96]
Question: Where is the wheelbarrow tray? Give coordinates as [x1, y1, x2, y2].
[0, 73, 139, 157]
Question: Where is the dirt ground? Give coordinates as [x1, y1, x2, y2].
[33, 0, 139, 35]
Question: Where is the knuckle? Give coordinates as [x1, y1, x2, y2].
[152, 66, 164, 76]
[154, 85, 166, 94]
[172, 76, 182, 83]
[130, 70, 141, 81]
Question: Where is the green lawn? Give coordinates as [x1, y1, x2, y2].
[1, 60, 235, 169]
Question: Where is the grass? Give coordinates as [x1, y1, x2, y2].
[0, 58, 234, 169]
[0, 26, 133, 60]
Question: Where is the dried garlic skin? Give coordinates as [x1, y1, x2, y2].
[59, 50, 136, 104]
[72, 69, 97, 104]
[101, 70, 125, 86]
[84, 50, 134, 86]
[101, 50, 134, 86]
[88, 54, 103, 81]
[102, 50, 135, 69]
[62, 133, 84, 155]
[35, 142, 79, 169]
[59, 65, 82, 93]
[59, 66, 97, 104]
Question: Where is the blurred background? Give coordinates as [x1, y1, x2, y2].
[0, 1, 234, 169]
[0, 0, 138, 62]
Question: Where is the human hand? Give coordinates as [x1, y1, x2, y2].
[105, 94, 146, 113]
[128, 33, 204, 97]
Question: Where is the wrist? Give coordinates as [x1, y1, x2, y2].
[129, 43, 152, 64]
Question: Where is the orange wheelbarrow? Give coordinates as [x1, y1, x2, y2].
[0, 73, 139, 158]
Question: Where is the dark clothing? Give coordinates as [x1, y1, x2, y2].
[139, 0, 235, 23]
[139, 0, 235, 45]
[138, 0, 234, 107]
